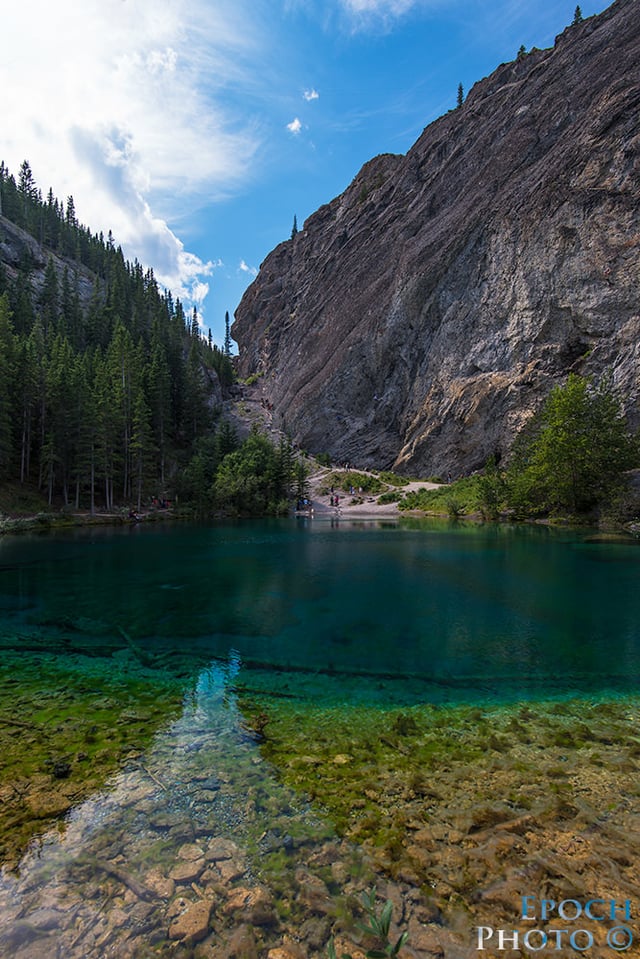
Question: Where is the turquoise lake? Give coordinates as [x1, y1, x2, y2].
[1, 518, 639, 959]
[1, 517, 639, 702]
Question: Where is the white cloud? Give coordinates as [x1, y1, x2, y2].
[336, 0, 431, 30]
[239, 260, 258, 277]
[341, 0, 418, 13]
[287, 117, 304, 134]
[0, 0, 261, 307]
[304, 88, 320, 100]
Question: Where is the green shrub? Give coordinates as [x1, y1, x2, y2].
[505, 374, 638, 516]
[378, 471, 410, 487]
[326, 471, 384, 494]
[399, 475, 481, 514]
[378, 491, 403, 504]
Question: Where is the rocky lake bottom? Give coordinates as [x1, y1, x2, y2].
[2, 643, 640, 959]
[1, 519, 640, 958]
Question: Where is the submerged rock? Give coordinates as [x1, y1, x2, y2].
[167, 898, 213, 944]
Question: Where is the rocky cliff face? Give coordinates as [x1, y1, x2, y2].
[0, 215, 96, 310]
[233, 0, 640, 477]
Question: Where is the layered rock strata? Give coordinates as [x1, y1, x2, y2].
[233, 0, 640, 476]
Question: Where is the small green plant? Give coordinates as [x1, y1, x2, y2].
[378, 471, 410, 488]
[446, 497, 464, 519]
[378, 491, 403, 505]
[328, 888, 409, 959]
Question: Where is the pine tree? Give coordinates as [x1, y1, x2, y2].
[0, 294, 17, 478]
[456, 83, 464, 109]
[573, 5, 583, 24]
[18, 160, 36, 228]
[40, 257, 59, 339]
[291, 215, 298, 239]
[16, 325, 41, 483]
[71, 352, 98, 511]
[148, 339, 171, 490]
[130, 386, 156, 510]
[224, 310, 232, 357]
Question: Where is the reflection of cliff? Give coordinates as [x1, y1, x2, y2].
[233, 0, 640, 477]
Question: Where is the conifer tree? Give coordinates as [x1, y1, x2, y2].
[130, 386, 156, 509]
[457, 83, 464, 108]
[573, 5, 583, 24]
[0, 294, 17, 478]
[224, 311, 232, 357]
[40, 257, 59, 339]
[16, 324, 42, 483]
[148, 339, 172, 490]
[18, 160, 36, 228]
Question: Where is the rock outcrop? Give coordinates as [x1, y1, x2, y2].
[0, 215, 96, 311]
[233, 0, 640, 476]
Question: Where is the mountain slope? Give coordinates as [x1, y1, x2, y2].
[232, 0, 640, 476]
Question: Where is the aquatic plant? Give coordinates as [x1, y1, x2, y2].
[328, 888, 409, 959]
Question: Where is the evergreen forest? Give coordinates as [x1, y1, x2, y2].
[0, 160, 301, 517]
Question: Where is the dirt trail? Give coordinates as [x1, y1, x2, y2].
[224, 380, 441, 518]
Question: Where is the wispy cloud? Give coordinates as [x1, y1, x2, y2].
[341, 0, 417, 12]
[287, 117, 304, 134]
[303, 88, 320, 100]
[239, 260, 259, 277]
[337, 0, 432, 30]
[0, 0, 262, 305]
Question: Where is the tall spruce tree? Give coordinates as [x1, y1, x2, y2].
[0, 294, 16, 478]
[224, 311, 232, 357]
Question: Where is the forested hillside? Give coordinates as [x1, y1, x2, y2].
[0, 160, 233, 512]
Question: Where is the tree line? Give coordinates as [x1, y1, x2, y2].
[0, 160, 245, 513]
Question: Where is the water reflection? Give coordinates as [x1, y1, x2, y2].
[0, 657, 339, 958]
[0, 521, 639, 697]
[1, 520, 639, 957]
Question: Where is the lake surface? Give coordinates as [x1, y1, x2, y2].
[2, 518, 640, 701]
[1, 518, 639, 958]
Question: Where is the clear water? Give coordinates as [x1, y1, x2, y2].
[2, 518, 639, 701]
[1, 518, 639, 957]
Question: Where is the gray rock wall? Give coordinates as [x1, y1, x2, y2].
[233, 0, 640, 476]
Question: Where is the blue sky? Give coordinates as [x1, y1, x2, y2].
[1, 0, 610, 346]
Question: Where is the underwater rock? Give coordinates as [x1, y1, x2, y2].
[179, 842, 207, 861]
[225, 923, 259, 959]
[267, 941, 307, 959]
[207, 837, 243, 862]
[294, 869, 335, 916]
[169, 859, 206, 883]
[25, 788, 73, 819]
[167, 898, 213, 944]
[224, 886, 279, 928]
[144, 868, 176, 900]
[217, 858, 247, 883]
[405, 919, 447, 957]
